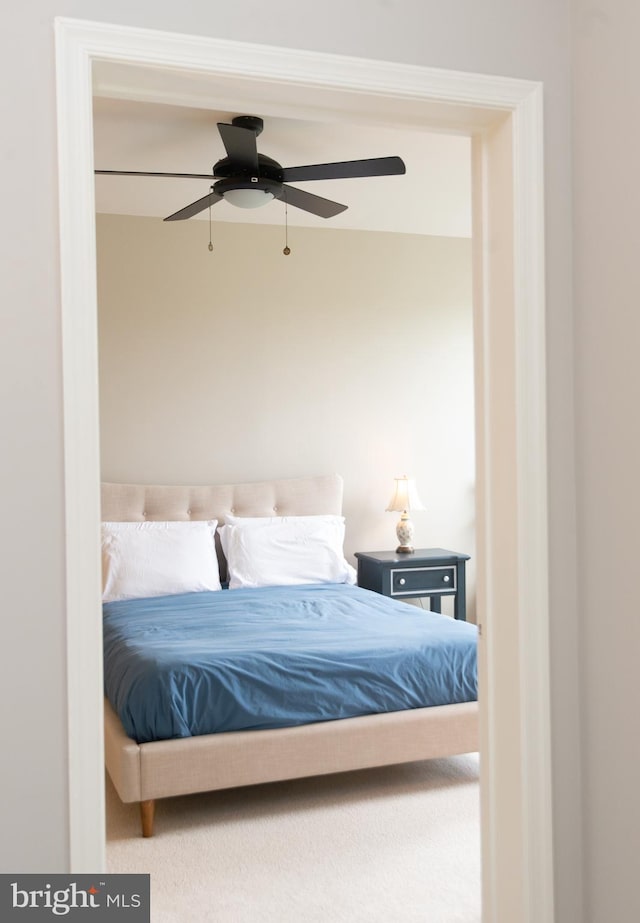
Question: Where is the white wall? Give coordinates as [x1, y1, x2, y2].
[571, 3, 640, 920]
[3, 3, 581, 920]
[96, 215, 475, 615]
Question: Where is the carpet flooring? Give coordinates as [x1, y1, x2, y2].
[106, 754, 481, 923]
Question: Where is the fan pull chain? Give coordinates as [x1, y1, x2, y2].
[283, 196, 291, 256]
[208, 190, 214, 252]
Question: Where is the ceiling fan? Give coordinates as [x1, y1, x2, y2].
[95, 115, 406, 221]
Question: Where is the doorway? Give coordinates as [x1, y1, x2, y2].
[55, 17, 552, 922]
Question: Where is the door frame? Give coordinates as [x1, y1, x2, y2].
[55, 18, 552, 922]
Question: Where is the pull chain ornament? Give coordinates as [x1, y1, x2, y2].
[283, 196, 291, 255]
[208, 191, 214, 252]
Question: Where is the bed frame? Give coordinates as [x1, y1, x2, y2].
[102, 474, 478, 837]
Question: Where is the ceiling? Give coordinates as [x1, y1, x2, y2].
[93, 97, 471, 239]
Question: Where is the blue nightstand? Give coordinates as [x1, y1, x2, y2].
[355, 548, 470, 621]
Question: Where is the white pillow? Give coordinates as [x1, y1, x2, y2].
[222, 515, 357, 589]
[102, 520, 221, 603]
[219, 513, 342, 557]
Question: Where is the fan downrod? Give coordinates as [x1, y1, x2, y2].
[232, 115, 264, 136]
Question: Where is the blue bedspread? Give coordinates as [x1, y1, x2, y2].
[103, 583, 477, 743]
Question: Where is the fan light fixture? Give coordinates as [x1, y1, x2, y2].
[214, 175, 283, 210]
[386, 476, 426, 554]
[222, 188, 275, 209]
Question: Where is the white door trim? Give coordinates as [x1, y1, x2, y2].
[55, 18, 552, 921]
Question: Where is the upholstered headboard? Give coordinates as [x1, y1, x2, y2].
[101, 474, 344, 580]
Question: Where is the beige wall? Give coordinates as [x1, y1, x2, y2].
[96, 214, 475, 616]
[572, 2, 640, 920]
[4, 4, 584, 920]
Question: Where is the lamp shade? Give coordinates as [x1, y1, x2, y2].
[385, 476, 426, 513]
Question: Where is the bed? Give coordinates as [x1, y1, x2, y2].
[102, 474, 478, 837]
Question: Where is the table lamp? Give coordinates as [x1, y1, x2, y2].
[386, 476, 426, 553]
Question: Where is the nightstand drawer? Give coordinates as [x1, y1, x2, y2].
[390, 565, 456, 596]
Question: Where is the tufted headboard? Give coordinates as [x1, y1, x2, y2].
[101, 473, 344, 581]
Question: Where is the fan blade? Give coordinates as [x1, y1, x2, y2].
[95, 170, 215, 180]
[281, 156, 405, 183]
[164, 190, 223, 222]
[217, 123, 259, 172]
[281, 185, 347, 219]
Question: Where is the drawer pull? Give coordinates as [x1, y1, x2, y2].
[399, 577, 406, 586]
[443, 575, 450, 583]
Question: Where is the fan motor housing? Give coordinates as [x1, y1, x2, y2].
[213, 153, 283, 182]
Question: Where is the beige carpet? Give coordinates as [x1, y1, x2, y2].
[106, 754, 481, 923]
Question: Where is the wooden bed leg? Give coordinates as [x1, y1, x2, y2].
[140, 799, 156, 838]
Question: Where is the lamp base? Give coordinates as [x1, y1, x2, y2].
[395, 513, 415, 554]
[395, 544, 415, 554]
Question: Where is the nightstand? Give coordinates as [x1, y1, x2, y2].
[355, 548, 470, 621]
